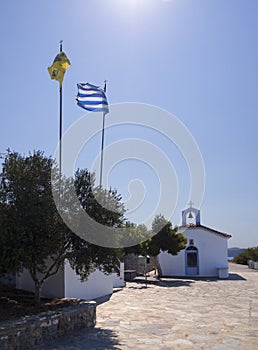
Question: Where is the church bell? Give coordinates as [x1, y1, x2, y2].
[188, 212, 194, 219]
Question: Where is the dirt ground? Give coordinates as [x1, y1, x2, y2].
[0, 284, 81, 323]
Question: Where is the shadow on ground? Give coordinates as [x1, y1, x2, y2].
[127, 278, 194, 288]
[39, 327, 120, 350]
[127, 272, 246, 288]
[94, 293, 112, 305]
[228, 273, 246, 280]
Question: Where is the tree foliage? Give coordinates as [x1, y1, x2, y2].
[123, 222, 151, 257]
[0, 151, 68, 304]
[0, 151, 125, 304]
[233, 247, 258, 265]
[68, 169, 125, 279]
[150, 215, 186, 256]
[123, 215, 187, 276]
[148, 215, 187, 276]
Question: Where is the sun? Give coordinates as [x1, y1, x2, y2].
[115, 0, 152, 12]
[113, 0, 160, 17]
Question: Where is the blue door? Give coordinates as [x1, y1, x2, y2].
[186, 246, 199, 275]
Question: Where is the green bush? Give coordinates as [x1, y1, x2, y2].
[233, 247, 258, 265]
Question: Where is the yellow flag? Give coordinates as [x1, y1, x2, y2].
[48, 52, 71, 86]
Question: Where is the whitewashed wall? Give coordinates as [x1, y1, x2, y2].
[16, 264, 64, 298]
[159, 250, 185, 276]
[16, 260, 125, 300]
[159, 227, 229, 277]
[113, 262, 125, 288]
[195, 228, 228, 276]
[64, 262, 114, 300]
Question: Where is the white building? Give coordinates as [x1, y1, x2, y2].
[159, 205, 232, 278]
[16, 260, 124, 300]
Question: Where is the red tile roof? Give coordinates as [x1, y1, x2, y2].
[179, 224, 232, 239]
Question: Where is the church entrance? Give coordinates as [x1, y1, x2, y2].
[185, 246, 199, 275]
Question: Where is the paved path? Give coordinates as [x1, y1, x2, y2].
[40, 263, 258, 349]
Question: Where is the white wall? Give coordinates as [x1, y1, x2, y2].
[16, 260, 124, 300]
[159, 250, 185, 276]
[16, 264, 65, 298]
[159, 227, 229, 277]
[64, 261, 114, 300]
[112, 262, 125, 288]
[195, 228, 228, 276]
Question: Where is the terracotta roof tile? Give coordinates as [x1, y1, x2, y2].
[179, 224, 232, 238]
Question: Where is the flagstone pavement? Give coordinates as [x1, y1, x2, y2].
[40, 263, 258, 349]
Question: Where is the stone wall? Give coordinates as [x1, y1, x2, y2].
[124, 254, 156, 275]
[0, 301, 96, 350]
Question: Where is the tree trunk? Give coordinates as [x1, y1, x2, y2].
[154, 256, 162, 278]
[34, 280, 42, 306]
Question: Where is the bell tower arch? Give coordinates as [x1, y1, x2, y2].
[182, 201, 201, 226]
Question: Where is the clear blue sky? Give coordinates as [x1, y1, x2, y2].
[1, 0, 257, 248]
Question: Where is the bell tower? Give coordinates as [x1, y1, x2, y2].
[182, 201, 201, 226]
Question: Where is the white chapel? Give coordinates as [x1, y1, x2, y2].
[159, 204, 232, 278]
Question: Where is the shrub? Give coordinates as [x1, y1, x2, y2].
[233, 247, 258, 265]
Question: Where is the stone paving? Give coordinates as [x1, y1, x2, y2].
[39, 263, 258, 349]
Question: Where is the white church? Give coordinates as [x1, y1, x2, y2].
[16, 204, 232, 300]
[159, 204, 232, 278]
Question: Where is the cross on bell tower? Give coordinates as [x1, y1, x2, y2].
[182, 201, 201, 226]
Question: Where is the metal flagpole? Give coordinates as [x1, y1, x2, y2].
[99, 80, 107, 187]
[48, 41, 70, 203]
[57, 40, 64, 205]
[59, 40, 63, 179]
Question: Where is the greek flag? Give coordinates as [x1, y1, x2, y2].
[76, 83, 109, 114]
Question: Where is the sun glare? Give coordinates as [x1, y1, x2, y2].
[115, 0, 157, 13]
[112, 0, 160, 19]
[121, 0, 148, 9]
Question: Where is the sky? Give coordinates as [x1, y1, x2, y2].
[0, 0, 257, 248]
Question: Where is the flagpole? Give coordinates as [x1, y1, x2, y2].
[57, 40, 64, 204]
[99, 80, 107, 187]
[59, 40, 63, 179]
[48, 41, 70, 202]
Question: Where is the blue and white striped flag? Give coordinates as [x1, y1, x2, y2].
[76, 82, 109, 114]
